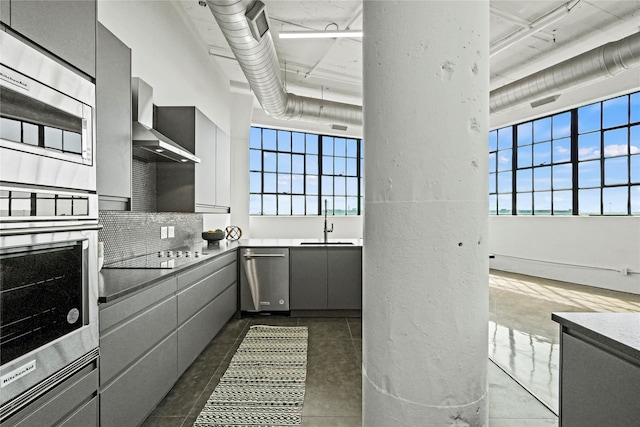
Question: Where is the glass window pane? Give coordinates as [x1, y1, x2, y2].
[263, 152, 276, 172]
[334, 197, 346, 214]
[322, 156, 334, 174]
[488, 172, 497, 194]
[553, 137, 571, 163]
[516, 169, 532, 192]
[278, 174, 291, 193]
[264, 173, 276, 193]
[306, 155, 318, 174]
[250, 127, 262, 149]
[534, 166, 551, 191]
[631, 185, 640, 215]
[249, 172, 261, 193]
[516, 193, 532, 215]
[63, 131, 82, 154]
[346, 197, 358, 215]
[579, 188, 600, 215]
[292, 174, 304, 194]
[249, 149, 262, 171]
[489, 152, 497, 172]
[498, 194, 512, 215]
[578, 132, 600, 160]
[517, 146, 532, 168]
[497, 171, 512, 193]
[631, 93, 640, 124]
[0, 117, 21, 142]
[263, 129, 276, 150]
[278, 153, 291, 173]
[277, 130, 291, 151]
[335, 177, 346, 196]
[553, 164, 572, 190]
[23, 122, 39, 146]
[347, 139, 358, 157]
[517, 122, 532, 146]
[306, 196, 318, 214]
[553, 190, 572, 215]
[533, 191, 551, 215]
[347, 177, 358, 196]
[44, 127, 63, 150]
[346, 158, 357, 176]
[321, 176, 333, 195]
[263, 195, 276, 215]
[323, 197, 334, 215]
[603, 187, 628, 215]
[322, 137, 334, 155]
[489, 131, 497, 152]
[292, 132, 305, 152]
[277, 195, 291, 215]
[603, 128, 628, 157]
[553, 112, 571, 138]
[249, 194, 262, 215]
[335, 138, 346, 156]
[632, 125, 640, 153]
[306, 134, 318, 154]
[631, 155, 640, 183]
[604, 157, 628, 185]
[292, 154, 304, 174]
[306, 175, 319, 195]
[578, 160, 601, 188]
[497, 127, 512, 149]
[497, 149, 512, 171]
[533, 142, 551, 166]
[603, 95, 628, 129]
[489, 194, 497, 215]
[578, 103, 601, 134]
[335, 157, 346, 175]
[533, 117, 551, 142]
[292, 195, 305, 215]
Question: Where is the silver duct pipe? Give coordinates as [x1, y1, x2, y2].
[491, 31, 640, 114]
[206, 0, 362, 127]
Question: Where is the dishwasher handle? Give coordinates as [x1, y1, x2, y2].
[243, 253, 286, 258]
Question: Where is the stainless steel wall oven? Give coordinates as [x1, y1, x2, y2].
[0, 31, 99, 421]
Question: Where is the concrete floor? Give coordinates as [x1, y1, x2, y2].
[141, 271, 640, 426]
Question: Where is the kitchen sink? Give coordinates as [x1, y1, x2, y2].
[299, 241, 354, 245]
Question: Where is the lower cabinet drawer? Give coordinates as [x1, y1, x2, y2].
[60, 396, 98, 427]
[99, 333, 178, 427]
[177, 283, 237, 376]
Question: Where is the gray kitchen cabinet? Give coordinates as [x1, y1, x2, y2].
[290, 247, 362, 310]
[8, 0, 96, 77]
[96, 22, 132, 210]
[155, 106, 230, 213]
[0, 0, 9, 25]
[176, 253, 237, 375]
[2, 360, 98, 427]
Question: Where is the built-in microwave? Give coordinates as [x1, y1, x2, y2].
[0, 31, 95, 192]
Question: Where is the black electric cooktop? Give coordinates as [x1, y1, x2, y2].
[104, 248, 212, 269]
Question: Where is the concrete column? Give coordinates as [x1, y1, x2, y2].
[362, 2, 489, 426]
[229, 91, 254, 236]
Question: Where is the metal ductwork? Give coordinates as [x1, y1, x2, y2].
[206, 0, 362, 127]
[491, 31, 640, 114]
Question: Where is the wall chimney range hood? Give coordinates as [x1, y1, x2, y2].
[131, 77, 200, 163]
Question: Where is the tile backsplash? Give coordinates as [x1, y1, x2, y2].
[99, 211, 203, 264]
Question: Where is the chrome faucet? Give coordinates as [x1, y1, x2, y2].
[323, 199, 333, 243]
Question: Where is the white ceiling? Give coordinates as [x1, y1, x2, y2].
[179, 0, 640, 130]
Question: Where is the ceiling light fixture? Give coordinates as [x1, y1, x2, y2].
[279, 30, 362, 39]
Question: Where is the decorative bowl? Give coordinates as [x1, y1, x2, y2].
[202, 230, 225, 241]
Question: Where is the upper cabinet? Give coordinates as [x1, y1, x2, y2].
[154, 107, 230, 213]
[4, 0, 97, 78]
[96, 23, 132, 210]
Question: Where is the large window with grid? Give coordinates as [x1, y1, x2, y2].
[249, 127, 364, 215]
[490, 90, 640, 216]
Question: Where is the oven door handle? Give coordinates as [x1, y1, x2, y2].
[0, 223, 102, 236]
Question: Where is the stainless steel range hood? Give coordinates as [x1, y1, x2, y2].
[132, 77, 200, 163]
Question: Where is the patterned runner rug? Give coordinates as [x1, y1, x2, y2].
[193, 325, 309, 427]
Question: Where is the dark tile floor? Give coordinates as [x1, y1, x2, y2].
[141, 314, 362, 427]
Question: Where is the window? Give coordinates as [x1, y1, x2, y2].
[489, 90, 639, 216]
[249, 127, 364, 215]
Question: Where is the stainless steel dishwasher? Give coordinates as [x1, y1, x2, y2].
[240, 248, 290, 312]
